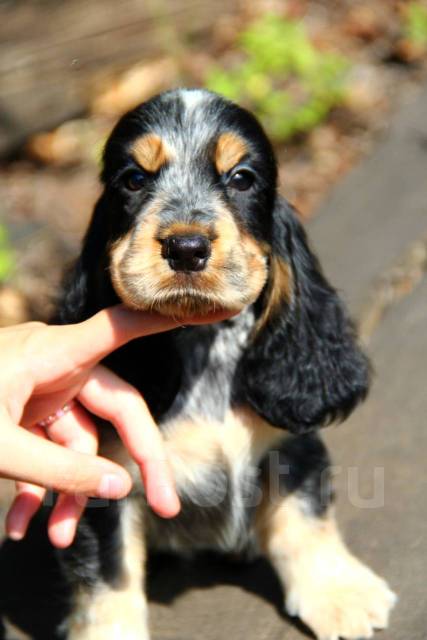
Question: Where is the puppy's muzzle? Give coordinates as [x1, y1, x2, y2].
[161, 234, 211, 272]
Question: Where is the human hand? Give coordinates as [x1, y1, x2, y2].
[0, 305, 233, 548]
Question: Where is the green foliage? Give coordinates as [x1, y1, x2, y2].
[0, 225, 14, 282]
[404, 2, 427, 45]
[206, 14, 349, 142]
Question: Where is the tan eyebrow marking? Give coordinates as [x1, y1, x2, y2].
[131, 133, 170, 172]
[215, 132, 248, 174]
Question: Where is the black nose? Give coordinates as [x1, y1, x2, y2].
[162, 235, 211, 272]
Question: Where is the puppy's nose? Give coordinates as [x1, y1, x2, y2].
[162, 235, 211, 272]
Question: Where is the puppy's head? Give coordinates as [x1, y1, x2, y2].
[95, 89, 277, 318]
[63, 88, 370, 433]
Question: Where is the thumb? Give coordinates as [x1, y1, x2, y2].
[0, 410, 131, 499]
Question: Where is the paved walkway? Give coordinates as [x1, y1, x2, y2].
[1, 84, 427, 639]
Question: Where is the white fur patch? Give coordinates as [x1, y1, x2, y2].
[180, 88, 211, 112]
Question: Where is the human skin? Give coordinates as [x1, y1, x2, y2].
[0, 305, 233, 548]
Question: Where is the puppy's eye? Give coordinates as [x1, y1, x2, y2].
[228, 169, 255, 191]
[123, 170, 145, 191]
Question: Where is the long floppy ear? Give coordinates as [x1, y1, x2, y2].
[236, 197, 371, 434]
[55, 193, 118, 323]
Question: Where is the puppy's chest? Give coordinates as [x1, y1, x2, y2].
[144, 315, 283, 553]
[108, 313, 284, 552]
[146, 408, 283, 553]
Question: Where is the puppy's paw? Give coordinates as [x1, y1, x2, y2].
[285, 551, 397, 640]
[67, 591, 149, 640]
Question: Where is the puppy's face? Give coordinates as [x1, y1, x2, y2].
[63, 89, 369, 432]
[104, 89, 277, 318]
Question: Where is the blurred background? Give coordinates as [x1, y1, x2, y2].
[1, 0, 427, 326]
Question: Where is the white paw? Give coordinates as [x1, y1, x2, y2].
[285, 551, 397, 640]
[67, 592, 149, 640]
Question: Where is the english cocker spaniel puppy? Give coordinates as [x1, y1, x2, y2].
[2, 89, 396, 640]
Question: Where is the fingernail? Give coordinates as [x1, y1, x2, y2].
[6, 510, 27, 541]
[8, 529, 24, 541]
[153, 485, 181, 518]
[162, 484, 180, 506]
[50, 520, 76, 548]
[98, 474, 126, 499]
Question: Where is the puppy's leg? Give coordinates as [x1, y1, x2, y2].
[64, 498, 148, 640]
[257, 436, 397, 640]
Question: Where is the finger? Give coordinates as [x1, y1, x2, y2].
[77, 365, 180, 518]
[20, 384, 82, 429]
[70, 305, 237, 369]
[48, 493, 88, 549]
[6, 481, 46, 541]
[7, 407, 97, 546]
[29, 306, 237, 389]
[46, 404, 96, 548]
[36, 307, 180, 379]
[44, 401, 98, 451]
[0, 407, 132, 499]
[5, 425, 48, 540]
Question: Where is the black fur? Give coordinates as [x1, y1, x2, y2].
[260, 434, 333, 517]
[236, 199, 370, 433]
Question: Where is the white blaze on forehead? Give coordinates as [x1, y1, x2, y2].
[157, 89, 218, 167]
[180, 89, 218, 147]
[179, 88, 213, 112]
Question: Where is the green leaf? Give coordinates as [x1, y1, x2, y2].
[205, 12, 351, 142]
[0, 225, 14, 282]
[404, 3, 427, 45]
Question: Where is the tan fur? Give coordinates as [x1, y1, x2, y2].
[256, 256, 293, 333]
[109, 198, 268, 318]
[200, 203, 268, 312]
[100, 408, 284, 499]
[157, 222, 216, 241]
[257, 496, 397, 640]
[165, 407, 284, 488]
[215, 132, 248, 174]
[109, 204, 169, 312]
[67, 499, 148, 640]
[131, 134, 170, 173]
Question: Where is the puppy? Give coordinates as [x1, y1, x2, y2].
[2, 89, 396, 640]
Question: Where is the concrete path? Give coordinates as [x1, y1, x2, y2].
[1, 84, 427, 639]
[309, 83, 427, 317]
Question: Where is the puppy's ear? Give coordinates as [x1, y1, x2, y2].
[56, 193, 117, 323]
[236, 198, 370, 433]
